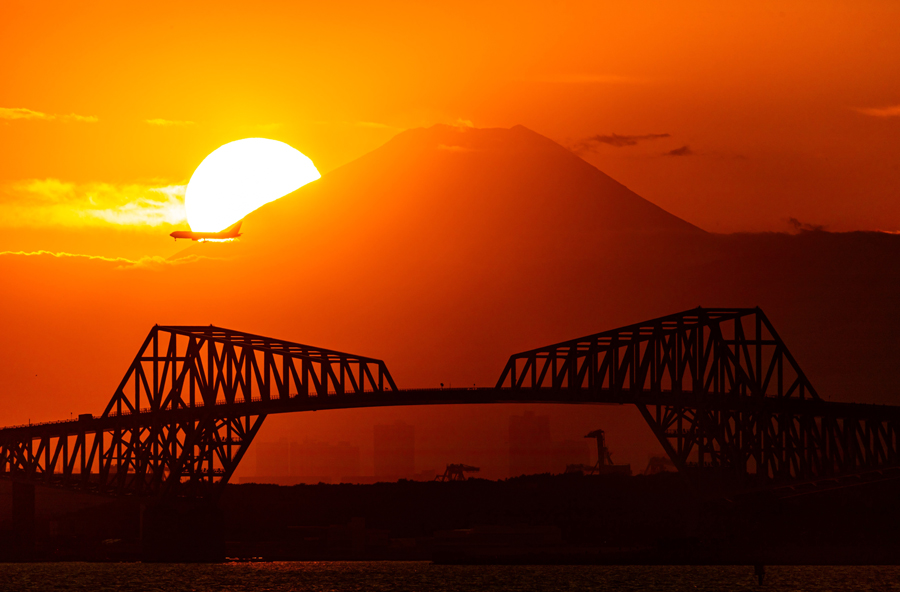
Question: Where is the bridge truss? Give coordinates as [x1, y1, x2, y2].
[496, 307, 900, 485]
[0, 325, 397, 499]
[1, 308, 899, 500]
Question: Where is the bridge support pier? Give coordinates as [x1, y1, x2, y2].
[140, 500, 224, 562]
[11, 481, 35, 560]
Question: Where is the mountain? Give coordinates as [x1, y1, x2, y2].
[172, 125, 900, 409]
[3, 124, 899, 478]
[181, 124, 704, 288]
[209, 124, 701, 255]
[175, 124, 711, 386]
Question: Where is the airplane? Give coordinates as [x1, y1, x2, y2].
[170, 220, 243, 241]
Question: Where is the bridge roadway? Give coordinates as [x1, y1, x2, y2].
[2, 307, 900, 501]
[4, 386, 900, 440]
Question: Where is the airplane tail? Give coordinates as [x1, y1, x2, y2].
[224, 220, 243, 235]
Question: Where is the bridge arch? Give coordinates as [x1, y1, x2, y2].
[1, 308, 898, 499]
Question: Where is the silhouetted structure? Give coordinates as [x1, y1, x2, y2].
[291, 440, 360, 483]
[0, 325, 396, 502]
[644, 456, 676, 475]
[566, 429, 631, 475]
[256, 440, 290, 480]
[4, 307, 900, 506]
[496, 307, 900, 490]
[435, 464, 480, 481]
[374, 421, 415, 481]
[253, 438, 362, 485]
[508, 411, 552, 476]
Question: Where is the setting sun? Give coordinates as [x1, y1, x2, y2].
[184, 138, 320, 232]
[3, 0, 900, 573]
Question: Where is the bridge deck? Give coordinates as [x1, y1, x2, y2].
[3, 387, 899, 440]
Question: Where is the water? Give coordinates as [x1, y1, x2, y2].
[0, 562, 898, 591]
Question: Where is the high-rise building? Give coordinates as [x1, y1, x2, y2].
[290, 440, 361, 483]
[508, 411, 552, 477]
[254, 438, 361, 484]
[256, 439, 290, 480]
[373, 421, 415, 481]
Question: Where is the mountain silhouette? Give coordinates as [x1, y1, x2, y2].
[170, 125, 900, 408]
[183, 124, 701, 266]
[3, 124, 899, 477]
[174, 124, 713, 385]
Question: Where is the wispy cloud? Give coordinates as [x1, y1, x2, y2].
[574, 133, 670, 153]
[0, 250, 218, 270]
[532, 74, 649, 85]
[437, 144, 475, 152]
[0, 250, 136, 263]
[0, 179, 187, 228]
[145, 118, 195, 126]
[854, 104, 900, 117]
[665, 145, 694, 156]
[787, 218, 825, 233]
[0, 107, 98, 123]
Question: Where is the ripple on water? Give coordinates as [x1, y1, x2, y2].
[0, 562, 899, 592]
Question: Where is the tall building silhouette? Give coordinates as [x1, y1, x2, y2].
[290, 440, 361, 483]
[254, 439, 360, 484]
[256, 439, 290, 480]
[373, 421, 415, 481]
[508, 411, 552, 476]
[508, 412, 592, 476]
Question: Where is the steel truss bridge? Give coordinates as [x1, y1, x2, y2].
[2, 307, 899, 500]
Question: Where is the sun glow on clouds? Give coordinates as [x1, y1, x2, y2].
[145, 118, 195, 126]
[185, 138, 320, 232]
[0, 179, 187, 228]
[855, 104, 900, 117]
[0, 250, 217, 270]
[0, 107, 97, 123]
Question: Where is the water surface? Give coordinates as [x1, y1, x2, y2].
[0, 562, 898, 591]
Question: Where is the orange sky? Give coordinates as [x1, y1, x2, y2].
[2, 1, 900, 480]
[2, 0, 899, 259]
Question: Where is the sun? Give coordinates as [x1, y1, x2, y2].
[184, 138, 320, 233]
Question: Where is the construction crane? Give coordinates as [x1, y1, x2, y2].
[565, 429, 632, 476]
[435, 464, 480, 482]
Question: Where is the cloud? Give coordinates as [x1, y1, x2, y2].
[0, 250, 218, 270]
[854, 104, 900, 117]
[437, 144, 475, 152]
[86, 189, 186, 226]
[0, 250, 136, 263]
[0, 107, 97, 123]
[145, 118, 195, 126]
[62, 113, 99, 123]
[665, 145, 694, 156]
[532, 74, 649, 85]
[574, 133, 670, 153]
[787, 218, 825, 232]
[0, 179, 187, 228]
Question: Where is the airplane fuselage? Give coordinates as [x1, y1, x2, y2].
[170, 231, 242, 241]
[170, 220, 243, 241]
